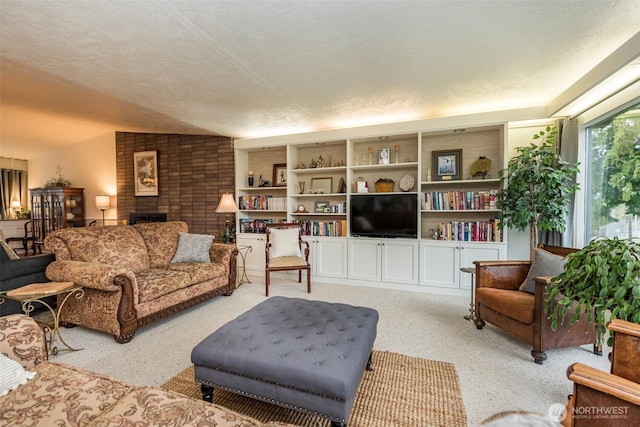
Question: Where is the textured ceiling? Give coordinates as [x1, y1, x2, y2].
[1, 0, 640, 159]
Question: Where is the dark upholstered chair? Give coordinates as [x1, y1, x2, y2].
[473, 244, 599, 364]
[563, 319, 640, 427]
[264, 223, 311, 297]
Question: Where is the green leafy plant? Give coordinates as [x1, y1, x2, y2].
[496, 126, 580, 259]
[15, 208, 31, 219]
[546, 237, 640, 347]
[43, 165, 72, 188]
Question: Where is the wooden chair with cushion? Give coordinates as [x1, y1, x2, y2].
[264, 223, 311, 297]
[474, 244, 599, 364]
[563, 319, 640, 427]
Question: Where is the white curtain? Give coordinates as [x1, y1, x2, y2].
[0, 169, 28, 219]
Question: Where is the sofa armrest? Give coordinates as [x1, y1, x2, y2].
[474, 260, 531, 290]
[0, 314, 47, 369]
[210, 243, 238, 284]
[45, 260, 138, 293]
[567, 362, 640, 406]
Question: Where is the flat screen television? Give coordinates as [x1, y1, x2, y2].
[349, 193, 418, 238]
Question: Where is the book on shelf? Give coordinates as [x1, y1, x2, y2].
[436, 218, 503, 242]
[238, 195, 286, 211]
[293, 219, 347, 237]
[422, 190, 497, 211]
[238, 219, 287, 234]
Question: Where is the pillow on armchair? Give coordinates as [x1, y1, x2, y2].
[268, 227, 302, 259]
[518, 248, 567, 294]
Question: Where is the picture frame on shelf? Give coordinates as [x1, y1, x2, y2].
[432, 149, 462, 181]
[134, 150, 159, 196]
[273, 163, 287, 186]
[311, 177, 332, 194]
[314, 201, 329, 213]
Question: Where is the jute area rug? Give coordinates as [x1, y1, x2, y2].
[161, 350, 467, 427]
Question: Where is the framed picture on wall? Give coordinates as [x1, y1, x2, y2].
[432, 149, 462, 181]
[134, 150, 159, 196]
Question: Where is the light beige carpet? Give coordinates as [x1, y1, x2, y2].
[161, 350, 467, 427]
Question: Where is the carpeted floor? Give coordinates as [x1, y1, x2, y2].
[161, 350, 467, 427]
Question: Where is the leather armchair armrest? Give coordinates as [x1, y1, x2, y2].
[474, 260, 531, 290]
[609, 319, 640, 338]
[567, 362, 640, 406]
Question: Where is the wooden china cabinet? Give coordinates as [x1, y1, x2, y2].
[30, 187, 85, 252]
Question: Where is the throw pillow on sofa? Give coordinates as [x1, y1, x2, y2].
[0, 353, 36, 396]
[171, 232, 214, 263]
[519, 248, 567, 294]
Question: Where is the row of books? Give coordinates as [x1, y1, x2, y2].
[238, 219, 287, 234]
[437, 219, 503, 242]
[293, 220, 347, 237]
[422, 190, 497, 211]
[238, 195, 286, 211]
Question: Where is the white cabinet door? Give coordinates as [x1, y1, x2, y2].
[381, 239, 419, 285]
[419, 241, 459, 288]
[348, 238, 381, 281]
[236, 234, 266, 273]
[312, 237, 348, 279]
[420, 241, 506, 289]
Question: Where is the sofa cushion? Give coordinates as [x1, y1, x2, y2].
[45, 226, 150, 272]
[133, 221, 188, 268]
[476, 287, 535, 325]
[519, 248, 567, 294]
[166, 262, 226, 283]
[0, 362, 135, 426]
[171, 232, 214, 263]
[91, 386, 264, 427]
[135, 269, 193, 302]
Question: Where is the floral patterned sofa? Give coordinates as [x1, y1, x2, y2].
[0, 314, 293, 427]
[43, 221, 237, 343]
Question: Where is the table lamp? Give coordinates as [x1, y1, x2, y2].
[215, 193, 238, 243]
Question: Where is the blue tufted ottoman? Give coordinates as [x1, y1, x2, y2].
[191, 296, 379, 427]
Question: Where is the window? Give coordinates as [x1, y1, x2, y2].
[586, 101, 640, 240]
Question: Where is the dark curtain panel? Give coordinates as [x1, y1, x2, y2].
[539, 118, 579, 247]
[0, 169, 28, 219]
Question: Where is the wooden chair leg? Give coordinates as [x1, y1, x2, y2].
[298, 270, 302, 283]
[307, 267, 311, 293]
[265, 271, 270, 296]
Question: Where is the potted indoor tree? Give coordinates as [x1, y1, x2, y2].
[546, 236, 640, 347]
[496, 126, 580, 259]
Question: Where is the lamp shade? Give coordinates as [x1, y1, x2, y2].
[10, 200, 21, 209]
[95, 195, 111, 210]
[215, 193, 238, 213]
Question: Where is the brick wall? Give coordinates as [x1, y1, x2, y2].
[115, 132, 234, 236]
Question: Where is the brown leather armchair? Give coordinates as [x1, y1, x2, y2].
[473, 244, 599, 364]
[564, 319, 640, 427]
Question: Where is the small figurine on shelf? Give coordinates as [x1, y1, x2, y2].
[310, 158, 318, 168]
[317, 155, 324, 168]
